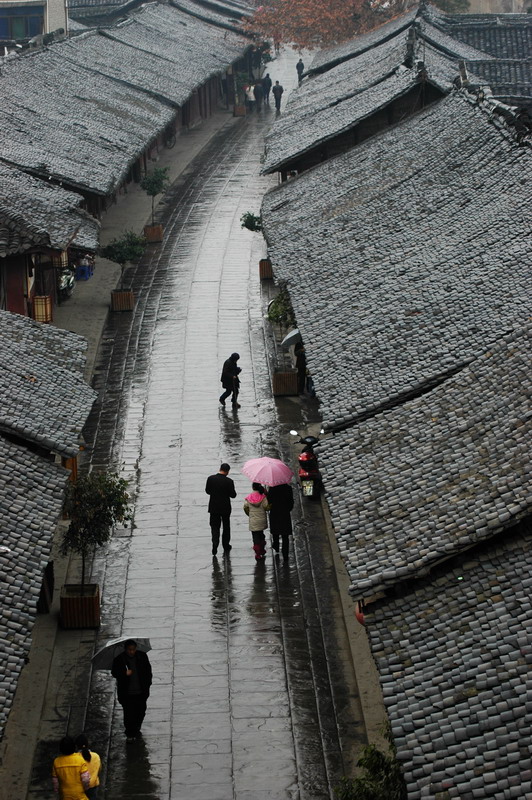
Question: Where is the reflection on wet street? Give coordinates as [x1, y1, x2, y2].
[82, 51, 362, 800]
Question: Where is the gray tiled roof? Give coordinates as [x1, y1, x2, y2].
[365, 522, 532, 800]
[261, 91, 532, 431]
[0, 45, 173, 195]
[0, 3, 250, 196]
[0, 311, 97, 457]
[170, 0, 249, 30]
[193, 0, 253, 17]
[263, 32, 484, 174]
[319, 326, 531, 599]
[430, 8, 532, 61]
[0, 163, 99, 257]
[0, 435, 68, 741]
[416, 17, 493, 61]
[468, 59, 532, 107]
[309, 8, 417, 73]
[68, 17, 89, 31]
[104, 3, 250, 98]
[60, 28, 192, 107]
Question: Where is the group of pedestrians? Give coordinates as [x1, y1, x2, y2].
[206, 463, 294, 561]
[244, 73, 285, 112]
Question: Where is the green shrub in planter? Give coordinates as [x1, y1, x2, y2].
[100, 231, 146, 289]
[61, 471, 131, 594]
[140, 167, 170, 227]
[240, 212, 262, 232]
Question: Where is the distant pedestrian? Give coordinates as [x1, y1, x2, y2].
[245, 84, 255, 112]
[52, 736, 90, 799]
[262, 73, 272, 103]
[253, 81, 264, 110]
[267, 483, 294, 561]
[272, 81, 284, 112]
[219, 352, 241, 407]
[111, 640, 152, 742]
[74, 735, 101, 799]
[206, 463, 237, 555]
[243, 482, 270, 560]
[296, 58, 304, 84]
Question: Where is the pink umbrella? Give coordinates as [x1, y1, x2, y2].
[241, 457, 293, 486]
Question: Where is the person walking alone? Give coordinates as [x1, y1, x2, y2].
[52, 736, 90, 799]
[296, 58, 304, 84]
[272, 81, 284, 112]
[205, 463, 237, 555]
[219, 352, 241, 408]
[111, 640, 153, 741]
[243, 482, 270, 560]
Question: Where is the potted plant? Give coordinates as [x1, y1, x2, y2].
[267, 284, 299, 395]
[240, 211, 262, 232]
[59, 471, 131, 628]
[140, 167, 170, 242]
[100, 231, 146, 311]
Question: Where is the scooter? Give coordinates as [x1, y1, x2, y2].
[58, 265, 75, 301]
[290, 429, 322, 499]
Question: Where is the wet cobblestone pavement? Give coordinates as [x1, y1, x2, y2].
[75, 61, 365, 799]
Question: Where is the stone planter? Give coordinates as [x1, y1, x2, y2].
[60, 584, 100, 629]
[143, 224, 164, 243]
[259, 258, 273, 280]
[111, 289, 135, 312]
[272, 371, 298, 396]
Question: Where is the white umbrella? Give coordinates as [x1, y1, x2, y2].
[280, 329, 302, 348]
[91, 636, 152, 670]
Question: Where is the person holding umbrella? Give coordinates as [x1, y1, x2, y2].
[110, 639, 152, 741]
[267, 482, 294, 561]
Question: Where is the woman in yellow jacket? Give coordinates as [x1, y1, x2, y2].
[75, 734, 101, 799]
[52, 737, 90, 799]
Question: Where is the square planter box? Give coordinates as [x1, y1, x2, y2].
[259, 258, 273, 280]
[111, 289, 135, 312]
[272, 371, 298, 396]
[60, 584, 100, 629]
[144, 224, 164, 243]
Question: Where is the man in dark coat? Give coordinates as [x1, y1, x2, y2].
[219, 352, 241, 408]
[267, 483, 294, 560]
[272, 81, 284, 112]
[205, 463, 237, 555]
[262, 73, 272, 103]
[296, 58, 304, 84]
[111, 640, 152, 741]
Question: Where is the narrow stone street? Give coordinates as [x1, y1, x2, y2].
[45, 51, 364, 800]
